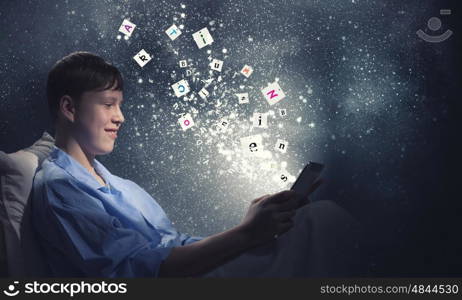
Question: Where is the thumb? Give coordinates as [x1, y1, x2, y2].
[252, 194, 270, 204]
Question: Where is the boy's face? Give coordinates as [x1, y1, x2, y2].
[72, 88, 125, 156]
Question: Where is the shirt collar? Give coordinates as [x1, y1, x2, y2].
[49, 145, 113, 191]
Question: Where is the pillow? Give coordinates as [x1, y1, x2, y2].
[0, 131, 54, 276]
[0, 218, 7, 276]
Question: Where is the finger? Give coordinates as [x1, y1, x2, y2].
[266, 190, 297, 204]
[274, 197, 300, 212]
[277, 220, 294, 236]
[274, 210, 296, 221]
[297, 196, 311, 208]
[252, 194, 271, 204]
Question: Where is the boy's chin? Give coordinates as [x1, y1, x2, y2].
[100, 147, 114, 155]
[93, 144, 115, 156]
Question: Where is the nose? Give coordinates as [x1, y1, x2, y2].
[113, 104, 125, 126]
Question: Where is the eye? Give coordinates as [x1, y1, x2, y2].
[105, 103, 113, 108]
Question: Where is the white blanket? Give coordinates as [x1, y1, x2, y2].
[201, 200, 362, 277]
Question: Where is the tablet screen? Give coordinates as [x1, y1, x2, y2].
[291, 162, 324, 199]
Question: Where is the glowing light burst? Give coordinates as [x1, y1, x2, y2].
[214, 125, 296, 193]
[162, 53, 319, 207]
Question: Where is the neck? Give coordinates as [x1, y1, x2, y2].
[54, 130, 96, 174]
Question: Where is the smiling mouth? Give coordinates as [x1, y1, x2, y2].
[105, 129, 118, 139]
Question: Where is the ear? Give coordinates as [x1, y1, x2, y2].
[59, 95, 77, 123]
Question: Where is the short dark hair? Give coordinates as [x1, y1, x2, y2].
[46, 51, 123, 122]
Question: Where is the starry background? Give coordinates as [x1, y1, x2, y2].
[0, 0, 460, 276]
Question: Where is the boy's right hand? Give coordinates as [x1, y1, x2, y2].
[239, 190, 302, 247]
[239, 180, 323, 247]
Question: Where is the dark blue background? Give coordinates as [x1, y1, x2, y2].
[0, 0, 460, 276]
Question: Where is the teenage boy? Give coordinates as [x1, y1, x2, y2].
[31, 51, 359, 277]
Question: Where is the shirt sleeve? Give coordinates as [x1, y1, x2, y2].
[37, 178, 174, 278]
[178, 232, 204, 246]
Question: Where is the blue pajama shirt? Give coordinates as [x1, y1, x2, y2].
[31, 146, 203, 277]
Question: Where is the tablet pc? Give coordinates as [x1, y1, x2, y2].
[291, 162, 324, 199]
